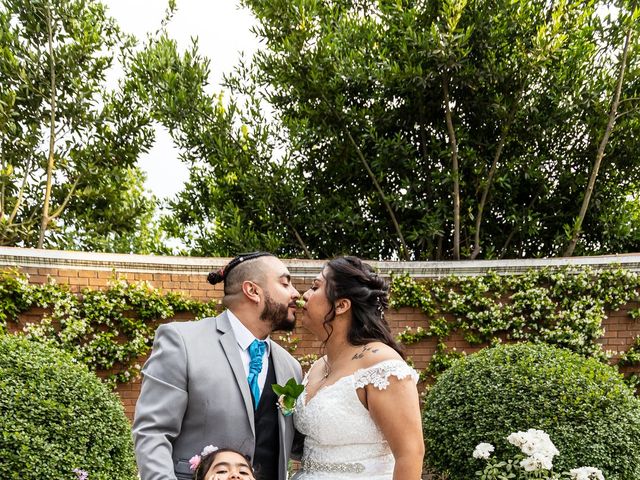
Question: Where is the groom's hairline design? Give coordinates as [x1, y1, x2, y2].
[222, 253, 277, 305]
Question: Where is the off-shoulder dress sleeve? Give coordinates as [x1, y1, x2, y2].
[353, 359, 419, 390]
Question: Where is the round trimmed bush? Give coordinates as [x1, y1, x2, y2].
[0, 334, 137, 480]
[423, 342, 640, 479]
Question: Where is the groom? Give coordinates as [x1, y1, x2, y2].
[133, 252, 303, 480]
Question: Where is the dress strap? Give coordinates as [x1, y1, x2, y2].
[353, 359, 419, 390]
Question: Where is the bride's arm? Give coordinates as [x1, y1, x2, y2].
[367, 376, 425, 480]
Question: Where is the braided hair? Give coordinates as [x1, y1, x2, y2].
[207, 252, 274, 296]
[322, 256, 404, 358]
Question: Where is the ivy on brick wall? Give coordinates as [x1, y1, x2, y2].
[276, 331, 319, 369]
[0, 270, 220, 386]
[390, 266, 640, 386]
[2, 265, 640, 389]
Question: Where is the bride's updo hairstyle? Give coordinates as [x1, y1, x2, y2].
[323, 256, 404, 358]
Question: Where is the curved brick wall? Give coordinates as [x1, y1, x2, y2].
[2, 246, 639, 419]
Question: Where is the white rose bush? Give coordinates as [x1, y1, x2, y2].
[423, 344, 640, 479]
[475, 429, 604, 480]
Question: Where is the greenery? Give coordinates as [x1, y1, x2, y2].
[390, 265, 640, 381]
[0, 334, 138, 479]
[619, 335, 640, 367]
[110, 0, 640, 259]
[1, 0, 639, 259]
[422, 343, 640, 480]
[127, 23, 307, 257]
[0, 269, 219, 385]
[2, 263, 640, 386]
[228, 0, 640, 260]
[0, 0, 165, 252]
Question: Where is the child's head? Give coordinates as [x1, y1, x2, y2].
[193, 448, 256, 480]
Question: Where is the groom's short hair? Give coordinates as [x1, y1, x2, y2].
[208, 252, 275, 304]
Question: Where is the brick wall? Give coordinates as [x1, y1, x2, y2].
[2, 247, 640, 420]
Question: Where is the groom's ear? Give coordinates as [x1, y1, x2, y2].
[335, 298, 351, 315]
[242, 281, 261, 304]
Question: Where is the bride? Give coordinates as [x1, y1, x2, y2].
[293, 256, 424, 480]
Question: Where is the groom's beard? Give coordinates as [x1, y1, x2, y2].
[261, 292, 296, 332]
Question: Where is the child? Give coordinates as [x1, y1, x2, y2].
[191, 446, 256, 480]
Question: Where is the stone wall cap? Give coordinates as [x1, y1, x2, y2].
[1, 247, 639, 278]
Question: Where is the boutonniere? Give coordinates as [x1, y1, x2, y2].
[272, 378, 304, 416]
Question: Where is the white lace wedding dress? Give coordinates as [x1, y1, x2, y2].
[292, 359, 419, 480]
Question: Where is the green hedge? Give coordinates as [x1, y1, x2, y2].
[423, 343, 640, 480]
[0, 334, 137, 480]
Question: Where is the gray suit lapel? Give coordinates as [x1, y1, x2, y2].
[271, 342, 289, 386]
[217, 312, 255, 435]
[271, 341, 293, 476]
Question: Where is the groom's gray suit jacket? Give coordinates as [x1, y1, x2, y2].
[133, 311, 303, 480]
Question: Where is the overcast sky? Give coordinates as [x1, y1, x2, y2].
[103, 0, 260, 198]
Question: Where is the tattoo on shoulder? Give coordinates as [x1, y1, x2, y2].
[351, 345, 379, 360]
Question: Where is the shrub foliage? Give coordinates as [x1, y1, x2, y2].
[0, 334, 138, 480]
[423, 343, 640, 480]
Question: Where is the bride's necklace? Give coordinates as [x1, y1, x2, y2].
[315, 343, 359, 385]
[321, 356, 331, 380]
[309, 356, 331, 387]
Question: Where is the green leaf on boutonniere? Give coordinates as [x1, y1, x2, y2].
[272, 378, 304, 415]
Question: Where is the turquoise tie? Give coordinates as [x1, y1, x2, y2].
[247, 339, 266, 409]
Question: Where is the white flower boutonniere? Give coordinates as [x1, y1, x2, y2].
[272, 378, 304, 416]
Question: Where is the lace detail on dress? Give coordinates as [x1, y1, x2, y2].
[294, 358, 418, 479]
[353, 359, 419, 390]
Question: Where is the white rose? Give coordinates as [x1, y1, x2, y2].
[520, 452, 553, 472]
[520, 456, 539, 472]
[507, 431, 526, 447]
[472, 442, 495, 460]
[570, 467, 605, 480]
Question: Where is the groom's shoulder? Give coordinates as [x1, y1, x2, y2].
[270, 339, 297, 360]
[156, 314, 221, 337]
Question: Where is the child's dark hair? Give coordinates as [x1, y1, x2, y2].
[193, 448, 255, 480]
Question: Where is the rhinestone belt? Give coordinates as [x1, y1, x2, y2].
[302, 459, 366, 474]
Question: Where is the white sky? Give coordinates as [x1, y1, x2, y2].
[103, 0, 260, 199]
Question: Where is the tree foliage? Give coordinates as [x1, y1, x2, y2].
[229, 0, 640, 260]
[0, 0, 163, 253]
[128, 22, 312, 256]
[16, 0, 637, 259]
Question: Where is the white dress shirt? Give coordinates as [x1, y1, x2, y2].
[227, 309, 271, 396]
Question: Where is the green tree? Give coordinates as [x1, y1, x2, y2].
[563, 8, 638, 256]
[128, 26, 313, 257]
[236, 0, 640, 260]
[0, 0, 161, 252]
